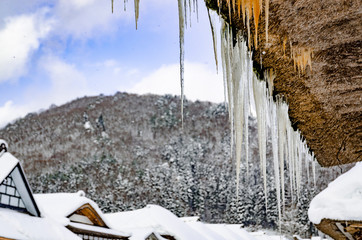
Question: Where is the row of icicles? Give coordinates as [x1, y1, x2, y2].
[220, 21, 318, 231]
[110, 0, 318, 231]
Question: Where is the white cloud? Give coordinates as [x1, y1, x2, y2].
[0, 56, 92, 128]
[40, 56, 91, 104]
[0, 9, 53, 82]
[55, 0, 133, 39]
[0, 101, 29, 128]
[129, 62, 224, 103]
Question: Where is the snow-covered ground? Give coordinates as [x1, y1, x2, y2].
[308, 162, 362, 224]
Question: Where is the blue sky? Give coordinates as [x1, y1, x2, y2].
[0, 0, 224, 127]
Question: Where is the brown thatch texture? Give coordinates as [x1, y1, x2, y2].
[316, 218, 362, 240]
[205, 0, 362, 167]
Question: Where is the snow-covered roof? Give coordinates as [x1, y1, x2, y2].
[308, 162, 362, 224]
[35, 191, 100, 219]
[0, 207, 80, 240]
[121, 227, 167, 240]
[105, 204, 207, 240]
[35, 191, 130, 237]
[180, 216, 200, 222]
[184, 222, 225, 240]
[204, 224, 257, 240]
[0, 152, 41, 217]
[36, 192, 114, 226]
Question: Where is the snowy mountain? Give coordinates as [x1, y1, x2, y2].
[0, 92, 351, 238]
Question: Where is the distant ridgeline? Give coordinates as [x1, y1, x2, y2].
[0, 93, 348, 237]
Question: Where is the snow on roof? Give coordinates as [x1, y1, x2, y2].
[35, 191, 102, 219]
[105, 204, 207, 240]
[35, 191, 130, 237]
[35, 192, 111, 227]
[308, 162, 362, 224]
[225, 225, 258, 240]
[121, 227, 167, 240]
[205, 224, 256, 240]
[0, 152, 18, 183]
[0, 207, 80, 240]
[184, 222, 225, 240]
[180, 216, 200, 222]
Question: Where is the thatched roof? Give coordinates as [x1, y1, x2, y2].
[316, 218, 362, 240]
[205, 0, 361, 167]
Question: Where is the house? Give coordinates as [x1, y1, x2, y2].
[0, 142, 80, 240]
[0, 140, 128, 240]
[35, 191, 130, 240]
[308, 162, 362, 239]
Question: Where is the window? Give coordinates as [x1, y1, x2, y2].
[0, 175, 26, 211]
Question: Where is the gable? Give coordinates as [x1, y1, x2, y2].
[0, 174, 26, 212]
[0, 153, 40, 217]
[68, 203, 107, 227]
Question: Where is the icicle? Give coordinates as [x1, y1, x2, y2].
[112, 0, 114, 13]
[184, 0, 188, 29]
[286, 121, 294, 201]
[244, 51, 252, 176]
[124, 0, 127, 11]
[218, 0, 221, 15]
[295, 132, 302, 199]
[246, 12, 251, 49]
[189, 0, 192, 27]
[252, 0, 261, 49]
[253, 76, 268, 208]
[178, 0, 185, 129]
[312, 153, 316, 188]
[306, 149, 310, 185]
[221, 22, 234, 155]
[241, 0, 246, 25]
[277, 100, 288, 210]
[270, 96, 281, 232]
[207, 8, 219, 73]
[228, 0, 232, 24]
[234, 61, 244, 197]
[134, 0, 140, 29]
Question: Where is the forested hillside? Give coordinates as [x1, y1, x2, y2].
[0, 92, 349, 237]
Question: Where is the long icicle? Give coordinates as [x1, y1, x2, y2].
[178, 0, 185, 129]
[134, 0, 140, 29]
[207, 8, 219, 73]
[269, 81, 281, 233]
[312, 153, 316, 188]
[244, 48, 251, 176]
[277, 99, 288, 212]
[253, 75, 268, 208]
[233, 37, 245, 197]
